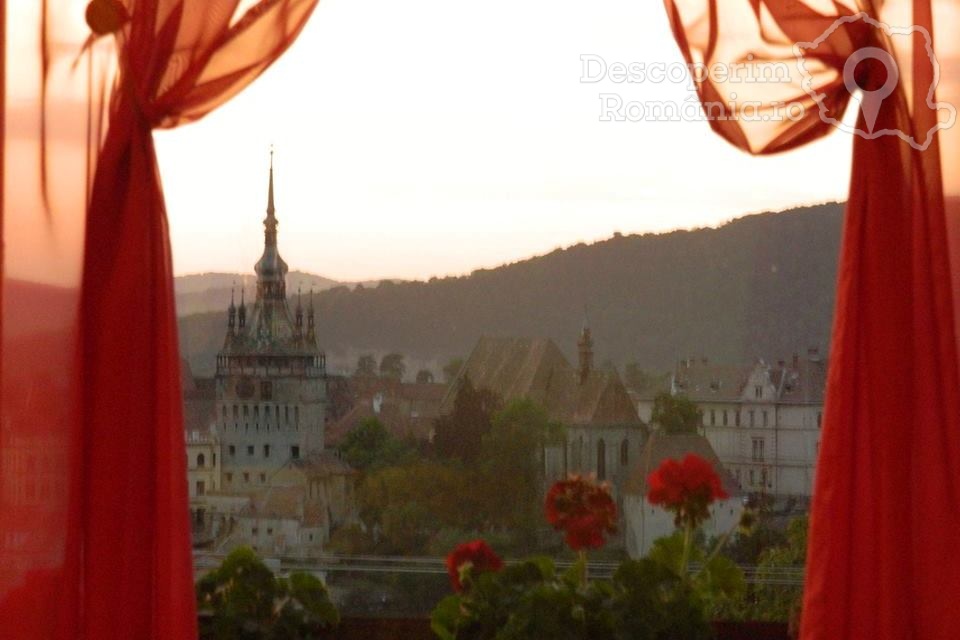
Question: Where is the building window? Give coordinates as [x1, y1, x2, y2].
[752, 437, 765, 461]
[755, 385, 762, 398]
[221, 405, 227, 419]
[259, 473, 266, 483]
[265, 405, 271, 419]
[243, 472, 250, 483]
[817, 412, 822, 428]
[261, 381, 273, 400]
[247, 445, 254, 456]
[295, 406, 300, 423]
[761, 467, 768, 487]
[233, 405, 238, 418]
[196, 480, 205, 496]
[620, 439, 629, 466]
[722, 410, 728, 426]
[749, 469, 755, 485]
[710, 409, 716, 426]
[735, 410, 741, 427]
[252, 527, 258, 535]
[212, 453, 216, 466]
[196, 453, 205, 468]
[267, 527, 273, 535]
[285, 406, 290, 423]
[254, 405, 259, 419]
[225, 473, 233, 483]
[264, 444, 271, 458]
[749, 410, 755, 427]
[243, 405, 249, 417]
[228, 445, 236, 456]
[762, 410, 769, 427]
[291, 445, 300, 459]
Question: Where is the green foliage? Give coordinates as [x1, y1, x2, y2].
[651, 392, 702, 434]
[196, 547, 338, 640]
[379, 352, 406, 380]
[356, 398, 562, 554]
[340, 417, 416, 472]
[432, 378, 502, 463]
[431, 556, 714, 640]
[478, 400, 565, 535]
[745, 516, 807, 622]
[354, 354, 377, 378]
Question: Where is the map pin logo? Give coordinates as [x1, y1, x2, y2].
[843, 47, 899, 133]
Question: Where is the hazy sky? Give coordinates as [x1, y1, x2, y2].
[149, 0, 855, 281]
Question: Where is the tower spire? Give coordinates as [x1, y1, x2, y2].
[578, 307, 593, 385]
[264, 146, 277, 247]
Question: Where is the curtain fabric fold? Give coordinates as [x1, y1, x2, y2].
[1, 1, 318, 638]
[663, 0, 960, 637]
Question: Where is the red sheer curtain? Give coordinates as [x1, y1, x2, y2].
[664, 0, 960, 637]
[1, 1, 318, 638]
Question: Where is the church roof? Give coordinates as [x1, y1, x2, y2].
[443, 335, 643, 429]
[623, 429, 740, 497]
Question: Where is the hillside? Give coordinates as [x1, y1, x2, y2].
[173, 271, 388, 316]
[178, 203, 844, 377]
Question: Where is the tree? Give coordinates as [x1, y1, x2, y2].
[651, 392, 702, 434]
[416, 369, 435, 384]
[196, 547, 339, 639]
[379, 353, 406, 380]
[442, 357, 464, 383]
[477, 399, 564, 536]
[340, 417, 415, 472]
[432, 378, 501, 463]
[354, 354, 377, 378]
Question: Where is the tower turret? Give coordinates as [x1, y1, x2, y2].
[227, 284, 237, 336]
[578, 322, 593, 385]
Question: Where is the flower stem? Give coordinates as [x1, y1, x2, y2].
[680, 522, 693, 579]
[578, 550, 588, 588]
[699, 521, 736, 576]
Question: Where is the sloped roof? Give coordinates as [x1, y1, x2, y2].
[443, 335, 643, 428]
[326, 382, 446, 446]
[673, 360, 753, 402]
[624, 430, 740, 497]
[673, 354, 827, 405]
[242, 484, 327, 527]
[288, 450, 355, 477]
[777, 354, 827, 404]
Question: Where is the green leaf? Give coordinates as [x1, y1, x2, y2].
[430, 595, 463, 640]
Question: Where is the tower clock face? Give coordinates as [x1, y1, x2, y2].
[236, 376, 255, 399]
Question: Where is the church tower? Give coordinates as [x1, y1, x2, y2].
[578, 318, 594, 385]
[215, 152, 327, 491]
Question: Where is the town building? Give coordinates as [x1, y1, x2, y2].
[444, 327, 647, 501]
[638, 351, 826, 499]
[215, 154, 327, 493]
[184, 154, 358, 555]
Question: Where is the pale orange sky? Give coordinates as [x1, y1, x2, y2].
[152, 0, 857, 282]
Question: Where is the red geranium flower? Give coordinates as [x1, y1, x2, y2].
[545, 475, 617, 551]
[647, 453, 729, 528]
[445, 539, 503, 592]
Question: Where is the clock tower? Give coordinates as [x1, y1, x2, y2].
[215, 152, 327, 491]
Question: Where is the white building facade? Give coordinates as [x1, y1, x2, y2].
[669, 350, 826, 498]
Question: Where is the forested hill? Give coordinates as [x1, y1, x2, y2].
[178, 203, 844, 377]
